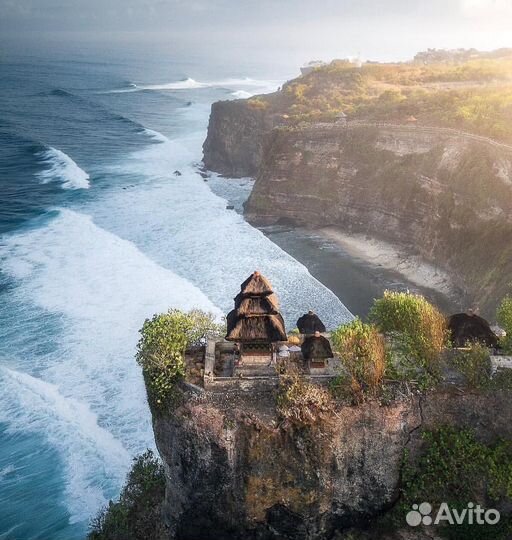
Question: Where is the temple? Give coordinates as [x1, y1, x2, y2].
[301, 331, 334, 372]
[226, 271, 287, 368]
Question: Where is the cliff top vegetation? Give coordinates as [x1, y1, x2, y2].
[251, 50, 512, 141]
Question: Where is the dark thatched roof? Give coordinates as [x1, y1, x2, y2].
[301, 335, 333, 360]
[239, 271, 274, 296]
[226, 311, 287, 342]
[448, 313, 498, 348]
[226, 271, 287, 342]
[296, 312, 326, 334]
[234, 294, 280, 316]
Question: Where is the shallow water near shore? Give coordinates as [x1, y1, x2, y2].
[263, 227, 460, 317]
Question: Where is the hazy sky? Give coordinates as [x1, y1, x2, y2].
[1, 0, 512, 63]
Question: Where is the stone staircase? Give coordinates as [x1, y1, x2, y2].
[234, 363, 277, 378]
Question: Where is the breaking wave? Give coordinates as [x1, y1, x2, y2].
[0, 208, 222, 522]
[0, 367, 131, 522]
[106, 76, 281, 94]
[35, 147, 90, 189]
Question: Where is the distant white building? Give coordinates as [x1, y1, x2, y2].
[335, 112, 348, 125]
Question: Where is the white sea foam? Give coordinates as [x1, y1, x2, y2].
[0, 464, 16, 480]
[36, 147, 90, 189]
[0, 208, 221, 522]
[106, 77, 281, 95]
[143, 128, 169, 143]
[231, 90, 254, 99]
[0, 368, 131, 522]
[92, 127, 353, 330]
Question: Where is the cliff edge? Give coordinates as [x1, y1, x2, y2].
[154, 382, 512, 539]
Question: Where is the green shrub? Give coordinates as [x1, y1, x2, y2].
[331, 318, 387, 401]
[88, 450, 166, 540]
[369, 291, 448, 386]
[137, 309, 223, 410]
[186, 309, 225, 347]
[397, 427, 512, 539]
[451, 343, 492, 389]
[497, 296, 512, 353]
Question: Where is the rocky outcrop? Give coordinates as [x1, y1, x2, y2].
[203, 100, 273, 177]
[153, 383, 512, 540]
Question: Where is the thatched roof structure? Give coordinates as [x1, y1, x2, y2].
[301, 334, 333, 360]
[234, 293, 280, 316]
[296, 311, 326, 334]
[448, 312, 498, 348]
[238, 272, 274, 296]
[226, 272, 287, 343]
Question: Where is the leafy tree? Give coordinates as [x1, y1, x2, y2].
[136, 309, 223, 410]
[88, 450, 165, 540]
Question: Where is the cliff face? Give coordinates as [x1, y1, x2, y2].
[244, 123, 512, 314]
[202, 100, 273, 177]
[153, 384, 512, 540]
[203, 100, 512, 313]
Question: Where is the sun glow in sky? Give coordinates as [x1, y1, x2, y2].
[1, 0, 511, 65]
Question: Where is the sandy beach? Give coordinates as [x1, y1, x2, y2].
[320, 227, 456, 298]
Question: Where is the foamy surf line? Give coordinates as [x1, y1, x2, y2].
[0, 208, 222, 523]
[36, 147, 90, 189]
[105, 76, 282, 94]
[0, 367, 131, 522]
[86, 127, 353, 330]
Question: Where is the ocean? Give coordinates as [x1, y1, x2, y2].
[0, 48, 353, 539]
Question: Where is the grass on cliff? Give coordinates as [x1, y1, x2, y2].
[497, 296, 512, 353]
[330, 318, 387, 403]
[88, 450, 166, 540]
[276, 364, 333, 426]
[370, 291, 448, 389]
[390, 427, 512, 540]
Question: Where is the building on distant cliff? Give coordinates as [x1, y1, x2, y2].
[296, 310, 326, 335]
[335, 112, 348, 125]
[226, 271, 287, 365]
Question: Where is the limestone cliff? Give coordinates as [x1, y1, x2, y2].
[153, 383, 512, 540]
[203, 108, 512, 315]
[203, 100, 273, 177]
[202, 53, 512, 315]
[247, 123, 512, 314]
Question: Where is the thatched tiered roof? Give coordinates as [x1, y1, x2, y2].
[296, 311, 326, 334]
[301, 333, 333, 360]
[448, 312, 498, 348]
[226, 272, 287, 343]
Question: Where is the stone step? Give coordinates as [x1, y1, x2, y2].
[234, 363, 277, 377]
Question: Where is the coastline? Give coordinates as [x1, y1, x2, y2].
[320, 227, 456, 298]
[207, 175, 462, 318]
[262, 226, 462, 318]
